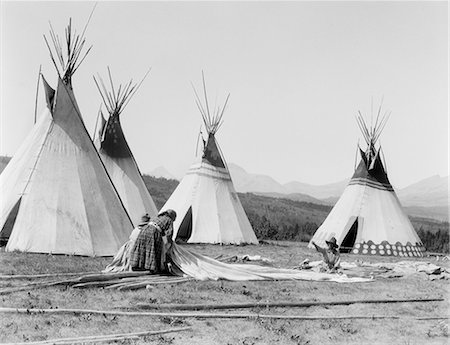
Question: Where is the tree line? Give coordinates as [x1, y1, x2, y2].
[145, 175, 449, 253]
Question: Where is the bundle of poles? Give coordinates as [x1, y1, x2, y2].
[0, 271, 192, 295]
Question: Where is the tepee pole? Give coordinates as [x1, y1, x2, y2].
[122, 68, 151, 111]
[92, 104, 102, 143]
[354, 139, 359, 171]
[201, 72, 212, 131]
[81, 2, 98, 44]
[370, 96, 373, 135]
[195, 126, 202, 157]
[380, 145, 388, 174]
[34, 65, 42, 124]
[374, 96, 384, 132]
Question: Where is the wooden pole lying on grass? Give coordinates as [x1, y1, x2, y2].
[0, 279, 79, 295]
[117, 277, 193, 291]
[134, 297, 445, 311]
[0, 307, 448, 321]
[72, 275, 179, 289]
[105, 276, 190, 290]
[0, 272, 98, 280]
[76, 271, 151, 283]
[8, 326, 191, 345]
[0, 273, 189, 294]
[1, 279, 72, 289]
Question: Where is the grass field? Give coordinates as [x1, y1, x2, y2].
[1, 241, 449, 345]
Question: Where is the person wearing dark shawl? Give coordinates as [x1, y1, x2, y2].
[130, 209, 177, 273]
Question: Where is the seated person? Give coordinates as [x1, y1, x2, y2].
[311, 237, 341, 273]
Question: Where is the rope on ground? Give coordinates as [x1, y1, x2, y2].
[0, 307, 447, 321]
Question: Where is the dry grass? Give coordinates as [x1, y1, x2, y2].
[0, 242, 449, 345]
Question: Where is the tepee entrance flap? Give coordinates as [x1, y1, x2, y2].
[339, 216, 362, 253]
[176, 206, 193, 241]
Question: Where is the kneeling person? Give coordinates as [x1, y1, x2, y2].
[130, 209, 177, 273]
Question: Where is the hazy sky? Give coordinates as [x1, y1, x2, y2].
[1, 1, 448, 188]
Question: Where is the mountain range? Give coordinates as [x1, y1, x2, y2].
[148, 163, 449, 221]
[0, 155, 447, 221]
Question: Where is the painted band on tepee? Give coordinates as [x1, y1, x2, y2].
[0, 19, 133, 256]
[308, 103, 425, 257]
[160, 73, 259, 245]
[93, 67, 158, 225]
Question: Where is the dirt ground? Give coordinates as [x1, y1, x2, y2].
[0, 241, 449, 345]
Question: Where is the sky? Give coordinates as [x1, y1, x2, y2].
[1, 1, 448, 188]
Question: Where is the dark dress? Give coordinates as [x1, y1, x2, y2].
[130, 215, 173, 273]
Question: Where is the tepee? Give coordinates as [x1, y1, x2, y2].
[93, 68, 158, 225]
[160, 76, 258, 245]
[308, 106, 425, 257]
[0, 20, 133, 256]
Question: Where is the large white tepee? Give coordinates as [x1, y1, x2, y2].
[94, 68, 158, 225]
[0, 21, 133, 256]
[309, 106, 425, 257]
[160, 76, 258, 245]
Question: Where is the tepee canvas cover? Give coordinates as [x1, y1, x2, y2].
[309, 110, 424, 257]
[94, 69, 158, 225]
[161, 77, 258, 245]
[0, 23, 133, 256]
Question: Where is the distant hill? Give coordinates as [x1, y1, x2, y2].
[138, 174, 448, 251]
[283, 179, 349, 200]
[228, 162, 448, 220]
[403, 206, 449, 222]
[1, 155, 448, 222]
[147, 166, 178, 180]
[142, 174, 179, 210]
[228, 163, 348, 198]
[255, 192, 327, 205]
[398, 175, 449, 208]
[140, 174, 448, 252]
[228, 163, 286, 194]
[0, 154, 447, 252]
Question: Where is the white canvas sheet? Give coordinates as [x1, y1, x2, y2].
[170, 244, 372, 283]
